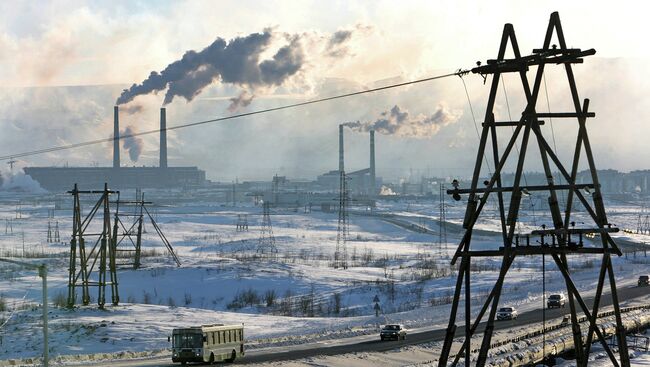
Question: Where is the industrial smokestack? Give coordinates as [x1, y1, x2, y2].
[370, 130, 376, 194]
[160, 108, 168, 168]
[339, 124, 344, 172]
[113, 106, 120, 168]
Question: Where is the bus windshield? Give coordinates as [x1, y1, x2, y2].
[173, 332, 203, 348]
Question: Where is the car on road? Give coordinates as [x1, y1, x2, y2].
[380, 324, 407, 341]
[496, 307, 518, 321]
[547, 293, 566, 308]
[639, 275, 649, 287]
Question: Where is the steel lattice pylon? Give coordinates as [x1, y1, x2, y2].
[438, 12, 629, 367]
[67, 183, 119, 309]
[257, 201, 277, 256]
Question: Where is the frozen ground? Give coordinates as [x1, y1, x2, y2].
[0, 190, 649, 364]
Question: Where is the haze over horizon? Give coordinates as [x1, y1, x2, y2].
[1, 1, 648, 182]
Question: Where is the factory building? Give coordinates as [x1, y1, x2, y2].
[24, 107, 206, 191]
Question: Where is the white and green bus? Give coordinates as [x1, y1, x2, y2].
[170, 324, 245, 364]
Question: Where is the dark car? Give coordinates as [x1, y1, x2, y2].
[380, 324, 407, 341]
[639, 275, 649, 287]
[547, 294, 566, 308]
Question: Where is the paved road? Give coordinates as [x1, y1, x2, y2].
[96, 284, 649, 366]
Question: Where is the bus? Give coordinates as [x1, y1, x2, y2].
[170, 324, 245, 364]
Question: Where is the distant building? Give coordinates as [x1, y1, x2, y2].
[24, 166, 206, 191]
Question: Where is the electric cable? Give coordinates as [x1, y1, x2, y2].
[543, 73, 566, 209]
[0, 70, 468, 161]
[459, 74, 492, 175]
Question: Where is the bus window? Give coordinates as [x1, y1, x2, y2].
[228, 331, 232, 343]
[211, 332, 215, 345]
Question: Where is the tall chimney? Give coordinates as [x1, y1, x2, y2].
[370, 130, 376, 194]
[160, 108, 168, 168]
[113, 106, 120, 168]
[339, 124, 344, 173]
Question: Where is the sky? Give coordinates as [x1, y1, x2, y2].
[0, 0, 648, 182]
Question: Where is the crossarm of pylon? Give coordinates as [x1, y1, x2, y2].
[550, 253, 620, 365]
[449, 183, 595, 195]
[473, 48, 596, 75]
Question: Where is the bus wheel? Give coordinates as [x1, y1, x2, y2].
[226, 350, 236, 363]
[209, 353, 215, 364]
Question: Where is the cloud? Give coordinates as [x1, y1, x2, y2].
[326, 30, 353, 57]
[343, 104, 461, 138]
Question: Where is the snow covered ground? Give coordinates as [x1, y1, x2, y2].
[0, 190, 649, 364]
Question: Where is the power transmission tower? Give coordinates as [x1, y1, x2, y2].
[257, 202, 277, 256]
[54, 221, 60, 242]
[67, 183, 119, 309]
[236, 214, 249, 231]
[113, 192, 181, 269]
[438, 12, 629, 367]
[637, 206, 649, 235]
[47, 221, 53, 243]
[334, 170, 350, 269]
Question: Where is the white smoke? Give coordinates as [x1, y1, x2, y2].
[343, 104, 461, 138]
[379, 185, 397, 196]
[2, 170, 47, 193]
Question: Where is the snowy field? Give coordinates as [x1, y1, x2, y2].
[0, 187, 649, 365]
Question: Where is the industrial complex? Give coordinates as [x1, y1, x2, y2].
[24, 107, 206, 191]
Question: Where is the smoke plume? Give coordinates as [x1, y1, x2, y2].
[123, 104, 143, 115]
[116, 30, 305, 106]
[343, 105, 461, 138]
[121, 126, 144, 162]
[2, 170, 47, 194]
[228, 90, 255, 112]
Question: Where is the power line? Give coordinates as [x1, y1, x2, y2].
[0, 70, 468, 161]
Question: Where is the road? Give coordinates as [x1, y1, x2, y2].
[95, 284, 649, 366]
